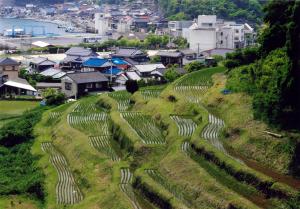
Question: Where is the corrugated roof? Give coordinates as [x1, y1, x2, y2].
[67, 71, 108, 84]
[4, 79, 36, 92]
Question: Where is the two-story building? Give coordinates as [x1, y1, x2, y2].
[0, 57, 20, 83]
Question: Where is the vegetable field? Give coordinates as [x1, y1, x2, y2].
[170, 115, 197, 137]
[120, 168, 141, 209]
[120, 112, 165, 144]
[108, 91, 132, 111]
[67, 101, 110, 135]
[89, 135, 120, 161]
[140, 89, 162, 100]
[201, 114, 226, 153]
[41, 142, 83, 205]
[145, 169, 190, 206]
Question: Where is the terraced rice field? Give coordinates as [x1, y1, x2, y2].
[181, 141, 190, 153]
[108, 91, 132, 111]
[201, 114, 226, 152]
[89, 135, 120, 161]
[140, 89, 162, 100]
[67, 112, 110, 135]
[145, 169, 190, 206]
[120, 168, 141, 209]
[174, 67, 225, 103]
[48, 112, 62, 123]
[72, 103, 97, 113]
[120, 112, 165, 144]
[41, 142, 83, 205]
[170, 115, 197, 137]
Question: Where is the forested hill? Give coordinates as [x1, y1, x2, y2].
[157, 0, 265, 24]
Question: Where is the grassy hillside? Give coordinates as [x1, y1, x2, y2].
[29, 66, 300, 209]
[0, 100, 39, 128]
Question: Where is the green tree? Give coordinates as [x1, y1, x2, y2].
[164, 65, 181, 82]
[184, 61, 205, 73]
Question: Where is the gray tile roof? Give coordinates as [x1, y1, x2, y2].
[0, 57, 19, 66]
[67, 71, 108, 84]
[157, 51, 184, 58]
[114, 48, 144, 57]
[65, 47, 98, 57]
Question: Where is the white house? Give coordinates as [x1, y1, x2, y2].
[184, 15, 255, 53]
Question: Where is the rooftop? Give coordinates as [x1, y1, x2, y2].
[0, 57, 19, 66]
[67, 71, 108, 84]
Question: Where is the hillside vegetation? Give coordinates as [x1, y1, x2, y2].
[157, 0, 264, 23]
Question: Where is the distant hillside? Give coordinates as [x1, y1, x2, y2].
[14, 0, 72, 6]
[157, 0, 265, 24]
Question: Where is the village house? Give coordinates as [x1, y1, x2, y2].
[0, 57, 20, 82]
[0, 78, 37, 97]
[29, 57, 56, 72]
[60, 47, 98, 71]
[61, 71, 109, 98]
[156, 51, 184, 67]
[112, 48, 149, 64]
[134, 63, 166, 79]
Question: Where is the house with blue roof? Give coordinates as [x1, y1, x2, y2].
[111, 58, 131, 70]
[82, 58, 113, 72]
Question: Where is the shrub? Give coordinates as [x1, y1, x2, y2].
[43, 88, 65, 106]
[126, 80, 139, 94]
[167, 95, 177, 102]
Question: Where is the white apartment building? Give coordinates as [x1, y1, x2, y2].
[168, 20, 194, 37]
[94, 13, 110, 36]
[183, 15, 255, 53]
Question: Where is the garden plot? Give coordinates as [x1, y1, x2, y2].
[108, 91, 131, 111]
[201, 114, 226, 153]
[41, 142, 83, 205]
[120, 168, 141, 209]
[89, 135, 120, 161]
[140, 89, 162, 100]
[145, 169, 190, 206]
[120, 112, 166, 144]
[67, 112, 110, 135]
[170, 115, 197, 137]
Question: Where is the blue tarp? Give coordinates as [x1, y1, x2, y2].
[112, 58, 129, 65]
[83, 58, 108, 67]
[102, 67, 122, 75]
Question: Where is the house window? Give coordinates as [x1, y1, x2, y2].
[12, 66, 15, 71]
[235, 29, 239, 33]
[86, 83, 93, 89]
[65, 82, 72, 90]
[95, 83, 102, 88]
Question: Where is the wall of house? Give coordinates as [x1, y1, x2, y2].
[61, 77, 78, 98]
[189, 28, 216, 52]
[0, 65, 19, 80]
